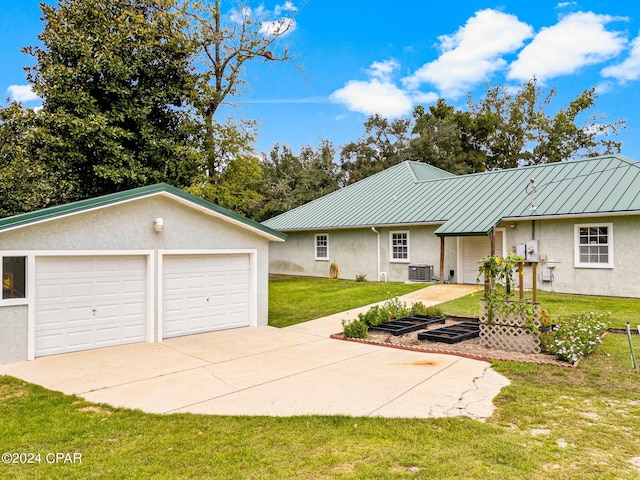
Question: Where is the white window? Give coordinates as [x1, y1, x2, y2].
[390, 231, 409, 262]
[315, 234, 329, 260]
[574, 223, 613, 268]
[2, 256, 27, 303]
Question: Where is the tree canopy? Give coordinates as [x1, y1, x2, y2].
[407, 78, 625, 173]
[25, 0, 200, 200]
[0, 0, 627, 222]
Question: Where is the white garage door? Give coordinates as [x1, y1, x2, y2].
[162, 254, 251, 338]
[35, 256, 147, 357]
[462, 232, 503, 284]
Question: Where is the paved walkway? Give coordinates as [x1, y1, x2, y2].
[1, 284, 508, 419]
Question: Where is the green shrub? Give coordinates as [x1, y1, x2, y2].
[411, 303, 443, 317]
[382, 297, 411, 319]
[358, 305, 390, 326]
[351, 299, 440, 329]
[342, 318, 368, 339]
[355, 274, 367, 282]
[539, 311, 610, 363]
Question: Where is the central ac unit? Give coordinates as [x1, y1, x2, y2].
[408, 264, 433, 282]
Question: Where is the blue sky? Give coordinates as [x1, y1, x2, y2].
[2, 0, 640, 161]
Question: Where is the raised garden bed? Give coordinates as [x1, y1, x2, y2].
[369, 315, 446, 336]
[417, 322, 480, 344]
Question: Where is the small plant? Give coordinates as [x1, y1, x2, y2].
[342, 318, 368, 339]
[410, 303, 444, 317]
[351, 299, 437, 329]
[358, 305, 390, 326]
[382, 297, 410, 319]
[355, 273, 367, 282]
[539, 311, 610, 363]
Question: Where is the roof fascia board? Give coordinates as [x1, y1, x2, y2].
[0, 187, 286, 242]
[0, 192, 160, 234]
[275, 221, 446, 233]
[160, 191, 285, 241]
[501, 210, 640, 223]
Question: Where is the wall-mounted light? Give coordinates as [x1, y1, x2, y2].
[154, 218, 165, 232]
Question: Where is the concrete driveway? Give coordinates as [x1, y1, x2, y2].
[1, 285, 509, 419]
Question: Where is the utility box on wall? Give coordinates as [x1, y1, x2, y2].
[525, 240, 539, 262]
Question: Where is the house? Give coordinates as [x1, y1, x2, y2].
[263, 154, 640, 298]
[0, 183, 285, 364]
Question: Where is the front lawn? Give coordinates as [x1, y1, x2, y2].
[1, 333, 640, 479]
[268, 275, 427, 328]
[2, 279, 640, 478]
[439, 290, 640, 329]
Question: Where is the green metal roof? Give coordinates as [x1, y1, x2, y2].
[0, 183, 286, 241]
[262, 155, 640, 236]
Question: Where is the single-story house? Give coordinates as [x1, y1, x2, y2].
[263, 154, 640, 298]
[0, 183, 285, 364]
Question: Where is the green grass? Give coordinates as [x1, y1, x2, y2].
[268, 275, 427, 328]
[439, 290, 640, 329]
[2, 334, 640, 479]
[2, 278, 640, 478]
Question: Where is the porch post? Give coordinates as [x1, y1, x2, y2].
[532, 262, 538, 303]
[490, 226, 496, 256]
[518, 261, 524, 300]
[439, 236, 445, 284]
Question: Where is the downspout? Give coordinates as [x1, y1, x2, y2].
[372, 227, 382, 282]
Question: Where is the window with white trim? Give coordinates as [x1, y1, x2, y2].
[390, 231, 409, 262]
[315, 234, 329, 260]
[575, 223, 613, 268]
[2, 256, 27, 301]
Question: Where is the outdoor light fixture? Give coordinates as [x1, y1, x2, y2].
[154, 218, 165, 232]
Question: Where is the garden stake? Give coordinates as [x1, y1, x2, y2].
[626, 323, 637, 370]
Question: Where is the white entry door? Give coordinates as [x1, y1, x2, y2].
[35, 256, 147, 357]
[162, 254, 251, 338]
[461, 232, 504, 284]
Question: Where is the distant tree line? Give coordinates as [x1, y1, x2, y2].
[0, 0, 625, 221]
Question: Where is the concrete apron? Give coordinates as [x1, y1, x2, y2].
[0, 284, 509, 419]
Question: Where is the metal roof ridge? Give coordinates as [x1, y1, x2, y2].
[403, 161, 419, 183]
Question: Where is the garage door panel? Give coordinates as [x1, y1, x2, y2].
[35, 256, 147, 357]
[162, 254, 251, 338]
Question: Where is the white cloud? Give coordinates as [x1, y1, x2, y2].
[367, 59, 400, 80]
[508, 12, 627, 82]
[594, 80, 614, 94]
[330, 78, 414, 118]
[7, 84, 40, 102]
[402, 9, 534, 97]
[410, 91, 439, 104]
[555, 2, 577, 9]
[601, 33, 640, 82]
[274, 1, 297, 16]
[329, 60, 415, 117]
[259, 17, 296, 36]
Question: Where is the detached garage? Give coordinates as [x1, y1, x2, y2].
[0, 184, 285, 364]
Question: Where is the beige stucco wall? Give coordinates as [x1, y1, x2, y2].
[0, 195, 275, 363]
[270, 215, 640, 298]
[0, 306, 28, 364]
[503, 216, 639, 297]
[269, 226, 457, 283]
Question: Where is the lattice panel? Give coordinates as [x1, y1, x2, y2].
[479, 324, 542, 354]
[479, 300, 542, 354]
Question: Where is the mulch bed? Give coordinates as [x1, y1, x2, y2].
[331, 318, 577, 367]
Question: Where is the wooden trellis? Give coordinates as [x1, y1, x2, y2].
[479, 300, 542, 354]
